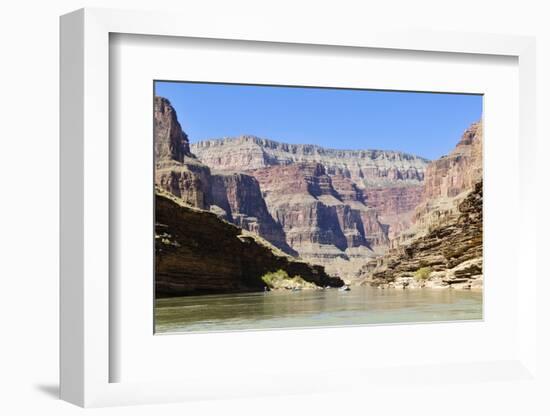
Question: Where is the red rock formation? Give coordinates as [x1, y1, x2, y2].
[191, 136, 429, 261]
[359, 182, 483, 289]
[423, 122, 482, 199]
[208, 172, 294, 254]
[363, 185, 424, 239]
[359, 121, 483, 288]
[364, 186, 424, 217]
[407, 122, 483, 233]
[192, 135, 428, 188]
[154, 96, 212, 209]
[330, 173, 366, 202]
[154, 96, 191, 162]
[154, 96, 292, 250]
[252, 163, 347, 254]
[251, 163, 388, 268]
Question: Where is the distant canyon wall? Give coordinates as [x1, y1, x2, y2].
[191, 135, 428, 188]
[188, 133, 430, 278]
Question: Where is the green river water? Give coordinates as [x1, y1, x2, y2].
[155, 286, 482, 334]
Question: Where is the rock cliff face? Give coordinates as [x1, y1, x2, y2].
[155, 191, 343, 297]
[190, 136, 430, 279]
[400, 122, 483, 244]
[251, 163, 388, 261]
[154, 96, 212, 209]
[192, 135, 428, 188]
[154, 96, 191, 161]
[423, 122, 482, 200]
[358, 122, 483, 288]
[359, 182, 482, 289]
[208, 171, 294, 254]
[154, 97, 289, 249]
[363, 186, 424, 239]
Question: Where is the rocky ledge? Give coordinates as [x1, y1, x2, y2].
[358, 181, 483, 290]
[155, 191, 344, 297]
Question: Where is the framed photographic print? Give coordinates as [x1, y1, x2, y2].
[60, 8, 538, 408]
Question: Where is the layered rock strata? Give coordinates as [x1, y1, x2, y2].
[208, 171, 295, 254]
[155, 191, 344, 297]
[423, 122, 482, 200]
[359, 182, 482, 289]
[251, 162, 389, 278]
[358, 122, 483, 288]
[398, 122, 483, 245]
[154, 96, 212, 209]
[191, 135, 429, 188]
[363, 186, 424, 239]
[190, 135, 431, 278]
[154, 97, 289, 251]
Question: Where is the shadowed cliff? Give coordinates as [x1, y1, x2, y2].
[155, 191, 344, 297]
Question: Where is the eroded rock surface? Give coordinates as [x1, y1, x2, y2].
[251, 163, 388, 267]
[192, 135, 428, 188]
[155, 191, 343, 296]
[358, 182, 482, 289]
[363, 186, 424, 239]
[154, 97, 288, 248]
[190, 135, 431, 279]
[155, 96, 212, 208]
[208, 171, 294, 254]
[423, 122, 482, 200]
[358, 123, 483, 289]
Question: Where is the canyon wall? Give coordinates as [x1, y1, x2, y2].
[363, 186, 424, 239]
[359, 183, 483, 289]
[423, 122, 482, 200]
[250, 163, 389, 274]
[156, 191, 343, 297]
[190, 134, 430, 279]
[191, 135, 428, 188]
[154, 95, 191, 161]
[358, 122, 483, 288]
[154, 97, 211, 209]
[208, 171, 294, 254]
[154, 97, 290, 252]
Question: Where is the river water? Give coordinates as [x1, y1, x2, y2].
[155, 286, 482, 334]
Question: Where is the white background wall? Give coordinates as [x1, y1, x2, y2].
[0, 1, 548, 415]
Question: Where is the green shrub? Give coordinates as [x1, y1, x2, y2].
[261, 269, 290, 287]
[414, 266, 432, 281]
[261, 269, 314, 289]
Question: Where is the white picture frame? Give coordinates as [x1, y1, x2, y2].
[60, 7, 538, 408]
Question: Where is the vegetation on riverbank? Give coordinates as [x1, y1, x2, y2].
[414, 267, 432, 281]
[261, 270, 317, 290]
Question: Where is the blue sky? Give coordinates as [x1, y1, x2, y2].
[155, 81, 482, 160]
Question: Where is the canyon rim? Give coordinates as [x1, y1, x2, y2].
[153, 82, 483, 333]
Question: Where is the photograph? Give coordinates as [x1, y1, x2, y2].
[153, 81, 483, 333]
